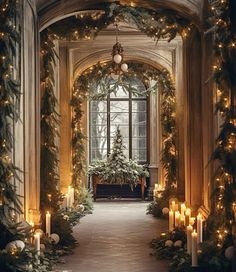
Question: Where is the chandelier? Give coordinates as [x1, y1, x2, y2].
[110, 24, 128, 79]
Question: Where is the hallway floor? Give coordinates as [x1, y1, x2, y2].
[56, 201, 169, 272]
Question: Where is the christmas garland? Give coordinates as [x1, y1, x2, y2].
[41, 2, 189, 209]
[206, 0, 236, 244]
[40, 30, 62, 214]
[72, 61, 177, 188]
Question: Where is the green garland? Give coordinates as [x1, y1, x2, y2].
[40, 30, 62, 214]
[0, 0, 22, 242]
[205, 0, 236, 244]
[70, 79, 88, 189]
[49, 3, 192, 42]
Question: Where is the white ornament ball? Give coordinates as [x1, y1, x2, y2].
[162, 207, 169, 215]
[40, 244, 46, 252]
[6, 240, 25, 252]
[79, 204, 85, 212]
[50, 233, 60, 244]
[34, 229, 44, 237]
[225, 246, 236, 260]
[113, 54, 122, 64]
[165, 240, 173, 247]
[121, 63, 128, 72]
[174, 240, 183, 247]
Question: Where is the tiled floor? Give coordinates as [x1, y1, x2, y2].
[56, 201, 169, 272]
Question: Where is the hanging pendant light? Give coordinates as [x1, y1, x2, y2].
[110, 23, 128, 79]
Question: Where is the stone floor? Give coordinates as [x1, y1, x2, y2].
[56, 200, 169, 272]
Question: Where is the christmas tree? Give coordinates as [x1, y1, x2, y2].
[106, 127, 130, 183]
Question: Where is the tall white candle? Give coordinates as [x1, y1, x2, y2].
[180, 215, 185, 227]
[46, 211, 51, 236]
[197, 213, 203, 244]
[68, 186, 71, 207]
[175, 211, 180, 227]
[185, 208, 191, 227]
[187, 225, 193, 254]
[171, 201, 176, 212]
[169, 210, 174, 231]
[192, 229, 198, 267]
[181, 203, 186, 217]
[34, 232, 40, 254]
[70, 187, 75, 207]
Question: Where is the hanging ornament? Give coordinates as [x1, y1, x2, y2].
[225, 246, 236, 260]
[113, 54, 122, 64]
[121, 63, 128, 72]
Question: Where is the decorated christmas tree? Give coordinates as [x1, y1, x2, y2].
[89, 127, 148, 187]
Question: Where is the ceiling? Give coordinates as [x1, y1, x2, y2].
[36, 0, 206, 31]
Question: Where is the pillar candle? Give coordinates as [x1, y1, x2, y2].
[180, 215, 185, 227]
[70, 187, 75, 207]
[190, 217, 196, 226]
[65, 193, 69, 208]
[34, 232, 40, 254]
[197, 213, 203, 244]
[185, 208, 191, 227]
[192, 229, 198, 267]
[169, 210, 174, 231]
[187, 225, 193, 254]
[175, 211, 180, 227]
[171, 201, 176, 212]
[46, 211, 51, 236]
[181, 203, 186, 217]
[68, 186, 71, 207]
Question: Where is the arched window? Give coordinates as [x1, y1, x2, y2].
[90, 77, 148, 164]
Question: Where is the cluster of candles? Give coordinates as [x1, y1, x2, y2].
[64, 185, 75, 208]
[153, 184, 165, 198]
[169, 200, 203, 267]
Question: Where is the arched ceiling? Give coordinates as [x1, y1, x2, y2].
[36, 0, 206, 30]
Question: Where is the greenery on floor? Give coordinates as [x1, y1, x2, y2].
[147, 188, 176, 218]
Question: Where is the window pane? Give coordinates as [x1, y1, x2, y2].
[132, 112, 146, 125]
[132, 137, 146, 149]
[110, 85, 129, 98]
[132, 101, 146, 112]
[90, 100, 107, 112]
[110, 125, 129, 138]
[110, 101, 129, 112]
[132, 125, 146, 137]
[110, 112, 129, 124]
[132, 149, 147, 161]
[91, 149, 107, 161]
[91, 112, 107, 125]
[91, 137, 107, 148]
[91, 125, 107, 138]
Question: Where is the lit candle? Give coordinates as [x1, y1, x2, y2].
[154, 184, 158, 190]
[174, 211, 180, 227]
[169, 210, 174, 231]
[197, 213, 203, 244]
[185, 208, 191, 226]
[46, 211, 51, 236]
[68, 186, 71, 207]
[180, 215, 185, 227]
[192, 229, 198, 267]
[180, 203, 186, 217]
[171, 201, 176, 212]
[190, 217, 196, 226]
[187, 225, 193, 254]
[34, 232, 40, 254]
[70, 187, 75, 207]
